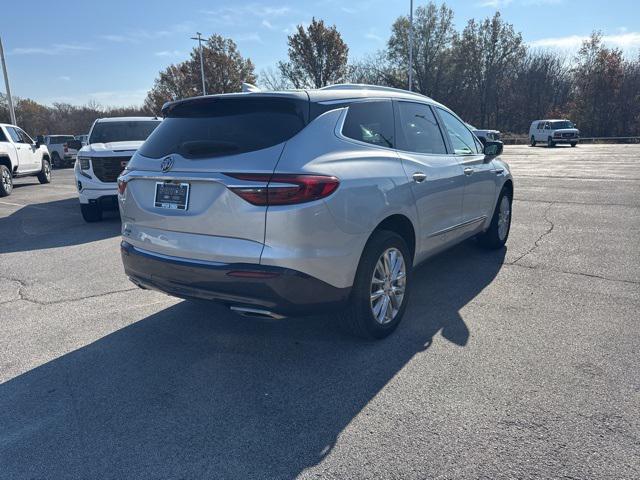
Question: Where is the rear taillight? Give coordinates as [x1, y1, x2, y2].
[117, 179, 127, 195]
[227, 173, 339, 206]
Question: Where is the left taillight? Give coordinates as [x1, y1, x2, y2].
[117, 178, 127, 195]
[226, 173, 339, 206]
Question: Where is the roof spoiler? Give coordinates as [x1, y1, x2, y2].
[242, 83, 261, 93]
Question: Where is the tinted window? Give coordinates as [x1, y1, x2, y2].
[342, 100, 394, 148]
[537, 122, 545, 129]
[0, 128, 8, 143]
[7, 127, 22, 143]
[17, 128, 33, 144]
[395, 102, 446, 154]
[48, 135, 75, 144]
[437, 108, 480, 155]
[89, 121, 161, 145]
[140, 97, 307, 159]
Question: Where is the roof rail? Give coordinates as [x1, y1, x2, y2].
[319, 83, 431, 99]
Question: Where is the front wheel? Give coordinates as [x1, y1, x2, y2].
[530, 136, 536, 147]
[0, 164, 13, 197]
[52, 153, 62, 169]
[477, 187, 512, 249]
[81, 203, 102, 222]
[547, 137, 555, 148]
[339, 230, 412, 339]
[37, 158, 51, 184]
[570, 142, 577, 147]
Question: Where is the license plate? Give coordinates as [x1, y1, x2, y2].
[154, 182, 190, 210]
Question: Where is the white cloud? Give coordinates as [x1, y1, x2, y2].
[10, 43, 93, 56]
[262, 19, 275, 30]
[57, 76, 71, 81]
[529, 32, 640, 50]
[364, 32, 383, 42]
[235, 33, 263, 43]
[100, 22, 193, 44]
[478, 0, 513, 7]
[201, 4, 292, 26]
[43, 89, 148, 107]
[154, 50, 183, 57]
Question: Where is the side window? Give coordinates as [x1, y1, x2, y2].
[7, 127, 22, 143]
[342, 100, 394, 148]
[544, 122, 550, 130]
[17, 128, 33, 144]
[437, 108, 480, 155]
[395, 102, 447, 154]
[0, 128, 8, 143]
[537, 122, 544, 130]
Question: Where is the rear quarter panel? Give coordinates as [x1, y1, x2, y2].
[262, 108, 418, 289]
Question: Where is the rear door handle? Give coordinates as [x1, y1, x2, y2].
[464, 167, 474, 176]
[412, 172, 427, 183]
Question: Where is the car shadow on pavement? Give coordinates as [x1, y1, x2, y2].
[0, 241, 505, 479]
[0, 197, 120, 254]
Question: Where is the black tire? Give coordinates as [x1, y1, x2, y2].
[81, 203, 102, 222]
[338, 230, 412, 340]
[570, 142, 577, 147]
[547, 137, 555, 148]
[530, 136, 536, 147]
[52, 152, 62, 169]
[477, 187, 512, 249]
[37, 158, 51, 184]
[0, 164, 13, 197]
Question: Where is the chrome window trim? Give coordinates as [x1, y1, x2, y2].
[427, 215, 487, 238]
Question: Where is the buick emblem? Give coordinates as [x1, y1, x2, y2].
[161, 156, 174, 172]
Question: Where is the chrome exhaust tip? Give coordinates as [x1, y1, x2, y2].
[229, 306, 286, 320]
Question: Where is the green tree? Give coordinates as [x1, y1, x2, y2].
[145, 34, 256, 113]
[278, 18, 349, 88]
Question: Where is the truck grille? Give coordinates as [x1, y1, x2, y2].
[562, 132, 576, 138]
[91, 156, 131, 183]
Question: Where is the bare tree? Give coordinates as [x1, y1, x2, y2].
[278, 18, 349, 88]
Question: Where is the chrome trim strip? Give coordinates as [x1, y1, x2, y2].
[129, 244, 227, 267]
[428, 216, 487, 238]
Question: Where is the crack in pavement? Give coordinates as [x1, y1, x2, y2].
[509, 202, 556, 266]
[0, 275, 138, 306]
[505, 262, 640, 286]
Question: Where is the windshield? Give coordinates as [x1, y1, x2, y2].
[49, 136, 75, 144]
[139, 97, 307, 159]
[550, 121, 574, 129]
[89, 120, 161, 144]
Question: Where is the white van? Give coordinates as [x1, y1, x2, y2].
[529, 120, 579, 147]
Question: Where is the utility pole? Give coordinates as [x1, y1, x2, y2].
[191, 32, 206, 96]
[0, 36, 17, 125]
[408, 0, 414, 92]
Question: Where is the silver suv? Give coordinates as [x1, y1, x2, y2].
[118, 85, 513, 339]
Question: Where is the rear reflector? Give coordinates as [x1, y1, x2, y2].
[117, 179, 127, 194]
[227, 173, 339, 206]
[227, 270, 281, 279]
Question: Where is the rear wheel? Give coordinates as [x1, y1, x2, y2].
[547, 137, 555, 148]
[81, 203, 102, 222]
[37, 158, 51, 184]
[570, 142, 577, 147]
[52, 152, 62, 169]
[339, 230, 412, 340]
[478, 187, 512, 249]
[530, 136, 536, 147]
[0, 165, 13, 197]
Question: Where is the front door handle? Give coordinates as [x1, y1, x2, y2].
[464, 167, 474, 176]
[412, 172, 427, 183]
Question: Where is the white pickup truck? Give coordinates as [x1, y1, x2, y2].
[44, 135, 80, 168]
[0, 123, 52, 197]
[75, 117, 161, 221]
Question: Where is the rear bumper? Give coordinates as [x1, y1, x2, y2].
[121, 241, 351, 316]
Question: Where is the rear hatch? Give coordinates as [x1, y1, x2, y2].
[121, 93, 309, 263]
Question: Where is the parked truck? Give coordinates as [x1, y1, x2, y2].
[44, 134, 80, 168]
[0, 123, 52, 197]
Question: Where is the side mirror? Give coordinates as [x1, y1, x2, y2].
[34, 140, 41, 148]
[67, 139, 82, 150]
[483, 140, 503, 159]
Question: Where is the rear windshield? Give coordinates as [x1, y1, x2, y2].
[89, 121, 161, 144]
[138, 97, 308, 159]
[49, 136, 75, 144]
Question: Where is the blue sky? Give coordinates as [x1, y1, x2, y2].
[1, 0, 638, 107]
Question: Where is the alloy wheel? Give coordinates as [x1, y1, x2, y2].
[2, 168, 12, 194]
[498, 195, 511, 241]
[370, 247, 406, 325]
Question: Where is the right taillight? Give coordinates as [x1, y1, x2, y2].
[227, 173, 339, 206]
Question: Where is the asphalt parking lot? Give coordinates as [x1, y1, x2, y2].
[1, 144, 639, 479]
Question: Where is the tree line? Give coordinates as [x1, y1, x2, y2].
[2, 2, 639, 138]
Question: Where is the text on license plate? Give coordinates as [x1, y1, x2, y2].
[154, 182, 190, 210]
